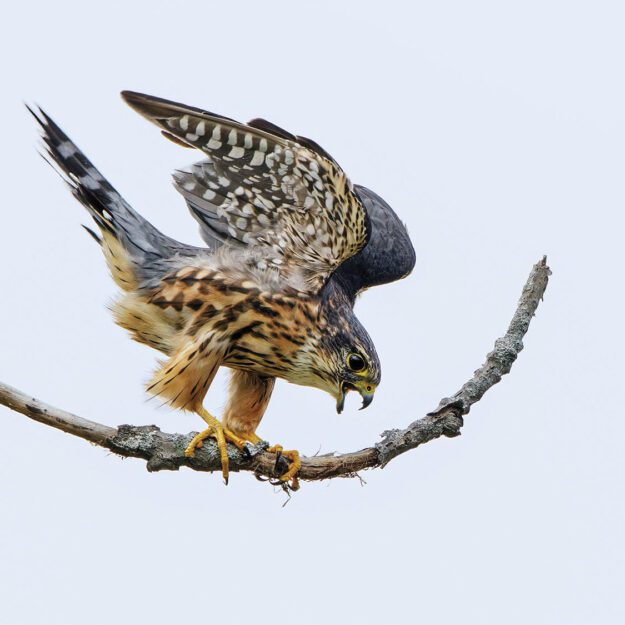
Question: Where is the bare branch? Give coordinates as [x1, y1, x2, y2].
[0, 383, 116, 445]
[0, 257, 550, 484]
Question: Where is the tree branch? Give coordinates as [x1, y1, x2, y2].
[0, 257, 550, 485]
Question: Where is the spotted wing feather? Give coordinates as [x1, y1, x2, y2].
[122, 91, 369, 293]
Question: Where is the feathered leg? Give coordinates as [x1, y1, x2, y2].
[146, 333, 248, 484]
[223, 370, 275, 436]
[223, 370, 301, 488]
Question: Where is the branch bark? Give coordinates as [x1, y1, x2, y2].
[0, 257, 550, 484]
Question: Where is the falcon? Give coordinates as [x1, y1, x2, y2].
[30, 92, 415, 488]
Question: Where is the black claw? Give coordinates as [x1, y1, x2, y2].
[274, 450, 283, 470]
[223, 476, 229, 486]
[274, 451, 292, 475]
[242, 443, 254, 459]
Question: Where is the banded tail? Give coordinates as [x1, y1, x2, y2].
[28, 105, 200, 292]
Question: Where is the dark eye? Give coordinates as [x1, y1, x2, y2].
[347, 353, 366, 372]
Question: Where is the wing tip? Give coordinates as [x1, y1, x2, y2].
[121, 90, 238, 126]
[120, 90, 153, 108]
[120, 90, 158, 119]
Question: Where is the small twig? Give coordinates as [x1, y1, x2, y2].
[0, 257, 550, 485]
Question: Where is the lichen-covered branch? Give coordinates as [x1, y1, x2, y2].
[0, 257, 550, 485]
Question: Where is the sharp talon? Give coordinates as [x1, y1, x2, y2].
[274, 449, 283, 469]
[262, 444, 301, 484]
[189, 411, 233, 483]
[188, 420, 301, 488]
[277, 450, 301, 484]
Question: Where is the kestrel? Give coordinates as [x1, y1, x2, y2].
[30, 92, 415, 488]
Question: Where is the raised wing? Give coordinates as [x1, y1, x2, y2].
[121, 91, 369, 293]
[331, 185, 416, 301]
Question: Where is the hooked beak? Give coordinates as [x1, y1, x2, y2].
[336, 381, 376, 414]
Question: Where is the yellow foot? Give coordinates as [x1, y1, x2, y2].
[184, 409, 249, 485]
[231, 433, 301, 490]
[267, 444, 301, 490]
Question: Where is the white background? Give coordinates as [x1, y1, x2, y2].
[1, 1, 623, 623]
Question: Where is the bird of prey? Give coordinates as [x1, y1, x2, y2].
[30, 92, 415, 488]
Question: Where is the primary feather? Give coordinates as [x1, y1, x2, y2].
[122, 91, 370, 293]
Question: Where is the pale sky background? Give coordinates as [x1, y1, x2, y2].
[1, 1, 623, 623]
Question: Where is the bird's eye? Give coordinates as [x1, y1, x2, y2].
[347, 353, 366, 372]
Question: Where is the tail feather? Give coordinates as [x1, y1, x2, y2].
[29, 105, 203, 291]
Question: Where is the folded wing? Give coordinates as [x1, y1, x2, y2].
[331, 185, 416, 301]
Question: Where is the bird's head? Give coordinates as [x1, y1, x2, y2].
[334, 347, 380, 413]
[312, 310, 381, 414]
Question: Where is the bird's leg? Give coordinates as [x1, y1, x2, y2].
[184, 407, 249, 485]
[222, 372, 300, 488]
